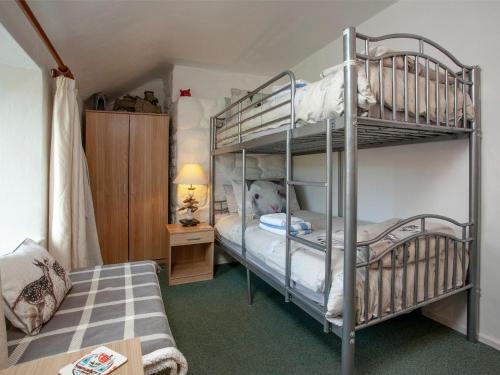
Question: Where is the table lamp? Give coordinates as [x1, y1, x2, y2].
[174, 163, 208, 226]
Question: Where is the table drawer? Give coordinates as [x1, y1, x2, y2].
[170, 230, 214, 246]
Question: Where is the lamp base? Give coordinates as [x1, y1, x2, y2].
[179, 218, 200, 227]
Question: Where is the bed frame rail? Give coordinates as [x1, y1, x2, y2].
[355, 32, 475, 129]
[212, 70, 296, 148]
[354, 214, 473, 330]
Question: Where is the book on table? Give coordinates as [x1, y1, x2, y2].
[59, 346, 128, 375]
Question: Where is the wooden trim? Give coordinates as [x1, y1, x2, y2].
[85, 110, 168, 117]
[0, 338, 144, 374]
[16, 0, 74, 79]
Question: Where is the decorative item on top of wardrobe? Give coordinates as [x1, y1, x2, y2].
[113, 90, 161, 114]
[84, 92, 108, 110]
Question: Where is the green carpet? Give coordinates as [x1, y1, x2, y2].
[159, 263, 500, 374]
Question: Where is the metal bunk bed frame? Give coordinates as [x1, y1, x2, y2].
[208, 27, 481, 375]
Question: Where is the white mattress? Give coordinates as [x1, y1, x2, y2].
[215, 211, 469, 325]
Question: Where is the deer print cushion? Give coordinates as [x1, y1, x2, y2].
[0, 239, 71, 335]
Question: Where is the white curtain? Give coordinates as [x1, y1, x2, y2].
[49, 76, 102, 270]
[0, 273, 7, 369]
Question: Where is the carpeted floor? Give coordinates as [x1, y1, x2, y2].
[159, 263, 500, 375]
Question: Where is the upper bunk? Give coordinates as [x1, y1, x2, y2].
[210, 30, 479, 156]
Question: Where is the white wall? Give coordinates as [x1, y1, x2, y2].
[291, 0, 500, 349]
[172, 64, 270, 102]
[171, 64, 269, 263]
[0, 25, 49, 252]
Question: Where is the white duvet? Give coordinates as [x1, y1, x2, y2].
[215, 211, 468, 324]
[216, 66, 377, 146]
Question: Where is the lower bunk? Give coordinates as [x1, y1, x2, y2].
[215, 211, 471, 331]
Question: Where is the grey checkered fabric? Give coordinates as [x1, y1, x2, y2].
[6, 261, 177, 370]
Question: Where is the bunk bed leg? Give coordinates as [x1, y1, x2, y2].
[246, 269, 253, 305]
[341, 26, 358, 375]
[209, 117, 215, 227]
[241, 149, 249, 305]
[467, 66, 481, 343]
[324, 118, 333, 333]
[285, 71, 296, 304]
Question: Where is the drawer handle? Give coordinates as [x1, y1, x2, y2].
[187, 237, 201, 241]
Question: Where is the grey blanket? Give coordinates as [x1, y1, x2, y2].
[6, 261, 187, 374]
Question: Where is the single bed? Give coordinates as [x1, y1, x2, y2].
[6, 261, 187, 375]
[215, 211, 468, 325]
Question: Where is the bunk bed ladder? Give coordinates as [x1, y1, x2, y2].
[285, 116, 335, 334]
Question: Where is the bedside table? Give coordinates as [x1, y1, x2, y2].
[0, 338, 143, 374]
[165, 223, 214, 285]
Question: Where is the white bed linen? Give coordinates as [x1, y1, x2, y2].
[215, 211, 468, 324]
[217, 54, 475, 147]
[217, 67, 376, 146]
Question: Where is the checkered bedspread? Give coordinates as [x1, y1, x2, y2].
[6, 261, 187, 374]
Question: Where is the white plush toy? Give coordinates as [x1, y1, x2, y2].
[247, 180, 286, 217]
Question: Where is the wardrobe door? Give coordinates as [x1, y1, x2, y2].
[85, 111, 130, 264]
[129, 114, 169, 261]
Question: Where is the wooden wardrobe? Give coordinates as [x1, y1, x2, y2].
[85, 110, 169, 264]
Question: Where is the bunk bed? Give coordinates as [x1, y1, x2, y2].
[209, 27, 480, 375]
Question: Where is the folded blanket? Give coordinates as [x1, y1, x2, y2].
[260, 213, 306, 227]
[259, 222, 312, 236]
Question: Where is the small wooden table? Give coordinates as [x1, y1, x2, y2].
[0, 338, 144, 375]
[165, 223, 214, 285]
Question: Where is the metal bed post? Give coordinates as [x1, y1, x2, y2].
[285, 72, 296, 303]
[241, 148, 252, 304]
[323, 119, 334, 332]
[338, 151, 344, 217]
[467, 66, 481, 342]
[342, 26, 358, 375]
[209, 117, 215, 226]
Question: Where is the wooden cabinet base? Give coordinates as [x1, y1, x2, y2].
[166, 224, 214, 285]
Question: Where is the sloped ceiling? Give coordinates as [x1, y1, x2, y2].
[6, 0, 393, 99]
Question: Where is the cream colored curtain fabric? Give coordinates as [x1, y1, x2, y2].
[0, 273, 7, 369]
[49, 77, 102, 270]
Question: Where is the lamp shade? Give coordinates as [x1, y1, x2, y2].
[173, 163, 208, 185]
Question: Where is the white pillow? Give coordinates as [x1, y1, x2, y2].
[231, 157, 261, 180]
[231, 180, 254, 217]
[214, 154, 236, 201]
[254, 154, 286, 179]
[223, 184, 238, 213]
[288, 184, 301, 213]
[0, 239, 72, 335]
